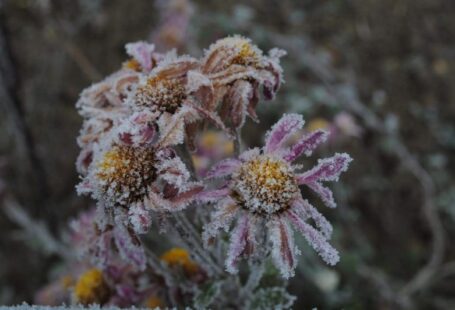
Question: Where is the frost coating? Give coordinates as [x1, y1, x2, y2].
[201, 114, 352, 277]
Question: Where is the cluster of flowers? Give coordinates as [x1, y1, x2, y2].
[36, 209, 206, 307]
[68, 35, 351, 306]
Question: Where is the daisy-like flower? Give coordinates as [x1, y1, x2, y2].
[199, 114, 352, 278]
[76, 41, 163, 174]
[77, 126, 203, 236]
[127, 53, 228, 150]
[200, 35, 286, 129]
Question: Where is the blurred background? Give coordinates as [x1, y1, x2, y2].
[0, 0, 454, 308]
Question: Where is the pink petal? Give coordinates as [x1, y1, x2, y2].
[265, 114, 304, 153]
[292, 198, 333, 239]
[296, 153, 352, 184]
[125, 41, 155, 72]
[269, 217, 299, 279]
[128, 203, 152, 234]
[283, 130, 329, 162]
[197, 187, 231, 203]
[225, 215, 252, 274]
[113, 225, 147, 271]
[307, 182, 336, 209]
[206, 158, 241, 179]
[287, 210, 339, 266]
[169, 183, 204, 206]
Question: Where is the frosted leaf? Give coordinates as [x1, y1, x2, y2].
[225, 214, 251, 274]
[264, 114, 304, 153]
[248, 287, 296, 310]
[268, 217, 299, 279]
[287, 210, 339, 266]
[202, 198, 239, 246]
[125, 41, 155, 72]
[283, 129, 329, 162]
[205, 158, 241, 179]
[297, 153, 353, 184]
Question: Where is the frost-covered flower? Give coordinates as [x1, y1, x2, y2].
[127, 54, 227, 149]
[201, 35, 286, 129]
[77, 128, 203, 235]
[76, 41, 163, 174]
[200, 114, 352, 278]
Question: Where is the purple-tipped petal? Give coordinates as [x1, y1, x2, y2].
[169, 183, 204, 205]
[265, 114, 304, 153]
[292, 198, 333, 239]
[128, 203, 152, 234]
[287, 210, 339, 266]
[283, 130, 329, 162]
[307, 182, 336, 208]
[226, 215, 252, 274]
[206, 158, 241, 179]
[113, 225, 147, 271]
[296, 153, 352, 184]
[198, 187, 231, 203]
[269, 217, 299, 279]
[125, 41, 155, 72]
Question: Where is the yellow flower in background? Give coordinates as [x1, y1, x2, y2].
[145, 295, 164, 309]
[74, 268, 109, 305]
[60, 275, 74, 289]
[161, 247, 198, 274]
[307, 118, 330, 132]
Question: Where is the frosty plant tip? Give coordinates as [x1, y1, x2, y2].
[72, 34, 352, 308]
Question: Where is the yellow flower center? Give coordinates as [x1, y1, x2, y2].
[231, 40, 260, 67]
[74, 269, 109, 305]
[123, 58, 142, 72]
[160, 247, 198, 274]
[233, 155, 298, 215]
[134, 75, 186, 114]
[96, 145, 156, 205]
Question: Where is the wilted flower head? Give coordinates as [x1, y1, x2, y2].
[201, 35, 286, 129]
[76, 41, 165, 174]
[200, 114, 352, 278]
